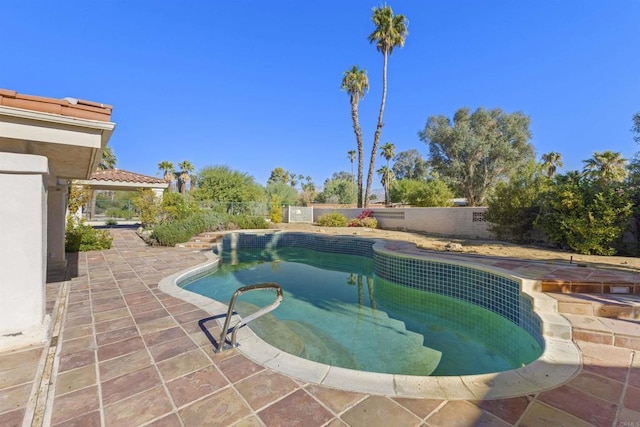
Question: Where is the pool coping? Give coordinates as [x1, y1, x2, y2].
[158, 230, 582, 400]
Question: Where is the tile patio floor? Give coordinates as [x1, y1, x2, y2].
[1, 228, 639, 426]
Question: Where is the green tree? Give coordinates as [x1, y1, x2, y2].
[268, 167, 290, 185]
[486, 160, 550, 243]
[392, 149, 428, 180]
[300, 176, 316, 206]
[132, 188, 160, 228]
[177, 160, 195, 195]
[316, 177, 356, 204]
[633, 112, 640, 143]
[341, 66, 369, 208]
[390, 179, 454, 207]
[265, 181, 299, 206]
[365, 4, 408, 207]
[377, 165, 394, 205]
[541, 152, 563, 179]
[419, 107, 534, 206]
[539, 172, 632, 255]
[193, 165, 265, 204]
[159, 192, 199, 223]
[582, 150, 628, 186]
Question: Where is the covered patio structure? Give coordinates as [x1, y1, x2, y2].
[0, 88, 115, 348]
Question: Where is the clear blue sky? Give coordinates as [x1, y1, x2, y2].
[2, 1, 639, 187]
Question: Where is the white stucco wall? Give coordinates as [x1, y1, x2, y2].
[313, 207, 492, 239]
[0, 152, 49, 342]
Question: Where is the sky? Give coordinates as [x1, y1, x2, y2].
[2, 1, 639, 187]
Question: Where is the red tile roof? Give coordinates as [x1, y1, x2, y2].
[0, 88, 112, 122]
[90, 169, 167, 185]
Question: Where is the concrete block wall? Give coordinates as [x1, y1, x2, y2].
[313, 207, 492, 239]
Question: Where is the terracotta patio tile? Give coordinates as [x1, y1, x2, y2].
[216, 354, 265, 383]
[143, 326, 187, 347]
[259, 389, 333, 427]
[518, 401, 593, 427]
[392, 397, 444, 420]
[472, 395, 534, 424]
[235, 370, 299, 411]
[58, 349, 95, 373]
[566, 371, 624, 404]
[616, 407, 640, 425]
[93, 307, 130, 323]
[166, 365, 228, 407]
[0, 382, 32, 414]
[144, 413, 182, 427]
[538, 384, 617, 426]
[102, 366, 162, 405]
[0, 346, 43, 371]
[615, 334, 640, 350]
[94, 315, 135, 333]
[132, 308, 170, 324]
[0, 408, 24, 427]
[128, 300, 164, 315]
[156, 348, 212, 381]
[104, 386, 172, 427]
[50, 385, 99, 425]
[99, 349, 152, 382]
[179, 387, 251, 426]
[0, 358, 39, 389]
[307, 384, 367, 414]
[165, 302, 199, 316]
[96, 325, 140, 346]
[65, 314, 93, 327]
[623, 385, 640, 412]
[62, 324, 94, 341]
[424, 400, 509, 427]
[148, 335, 198, 363]
[55, 365, 96, 396]
[52, 410, 100, 427]
[97, 336, 145, 361]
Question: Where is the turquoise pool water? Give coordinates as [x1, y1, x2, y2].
[183, 244, 543, 376]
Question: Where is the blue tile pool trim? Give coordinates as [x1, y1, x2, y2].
[218, 231, 542, 346]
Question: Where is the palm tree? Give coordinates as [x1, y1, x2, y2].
[582, 151, 628, 185]
[158, 161, 175, 191]
[98, 145, 117, 170]
[380, 142, 395, 205]
[177, 160, 195, 194]
[364, 4, 408, 207]
[347, 150, 356, 180]
[377, 165, 394, 205]
[541, 152, 563, 179]
[341, 66, 369, 208]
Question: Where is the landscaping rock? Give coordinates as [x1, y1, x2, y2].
[444, 242, 463, 252]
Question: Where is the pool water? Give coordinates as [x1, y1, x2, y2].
[183, 246, 542, 376]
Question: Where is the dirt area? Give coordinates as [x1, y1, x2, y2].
[274, 222, 640, 273]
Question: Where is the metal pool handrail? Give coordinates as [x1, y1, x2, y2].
[216, 282, 284, 352]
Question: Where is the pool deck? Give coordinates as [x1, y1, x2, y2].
[1, 228, 639, 426]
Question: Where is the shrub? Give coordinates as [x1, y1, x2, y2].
[152, 211, 227, 246]
[269, 194, 283, 223]
[317, 211, 348, 227]
[348, 210, 378, 228]
[132, 189, 159, 228]
[65, 219, 113, 252]
[105, 218, 118, 226]
[228, 214, 269, 230]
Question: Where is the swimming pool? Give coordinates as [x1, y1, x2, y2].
[181, 232, 543, 376]
[160, 230, 580, 398]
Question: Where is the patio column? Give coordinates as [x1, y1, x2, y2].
[0, 153, 49, 348]
[47, 181, 68, 272]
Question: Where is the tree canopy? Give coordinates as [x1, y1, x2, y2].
[419, 107, 534, 206]
[392, 149, 428, 180]
[193, 165, 264, 203]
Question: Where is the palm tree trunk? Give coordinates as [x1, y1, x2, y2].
[350, 100, 365, 208]
[365, 52, 389, 207]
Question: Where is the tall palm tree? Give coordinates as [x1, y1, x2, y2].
[341, 65, 369, 208]
[177, 160, 195, 194]
[158, 161, 175, 192]
[380, 142, 395, 205]
[541, 152, 563, 179]
[377, 165, 394, 205]
[582, 151, 628, 185]
[347, 150, 356, 179]
[364, 4, 408, 207]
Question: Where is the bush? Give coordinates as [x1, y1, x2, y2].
[348, 210, 378, 228]
[269, 194, 283, 223]
[228, 215, 269, 230]
[152, 211, 227, 246]
[317, 211, 348, 227]
[105, 218, 118, 226]
[65, 219, 113, 252]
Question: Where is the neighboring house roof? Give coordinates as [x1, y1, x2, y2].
[0, 88, 112, 122]
[90, 168, 166, 185]
[76, 169, 169, 191]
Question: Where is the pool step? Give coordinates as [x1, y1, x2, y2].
[560, 313, 640, 350]
[177, 232, 223, 249]
[549, 293, 640, 321]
